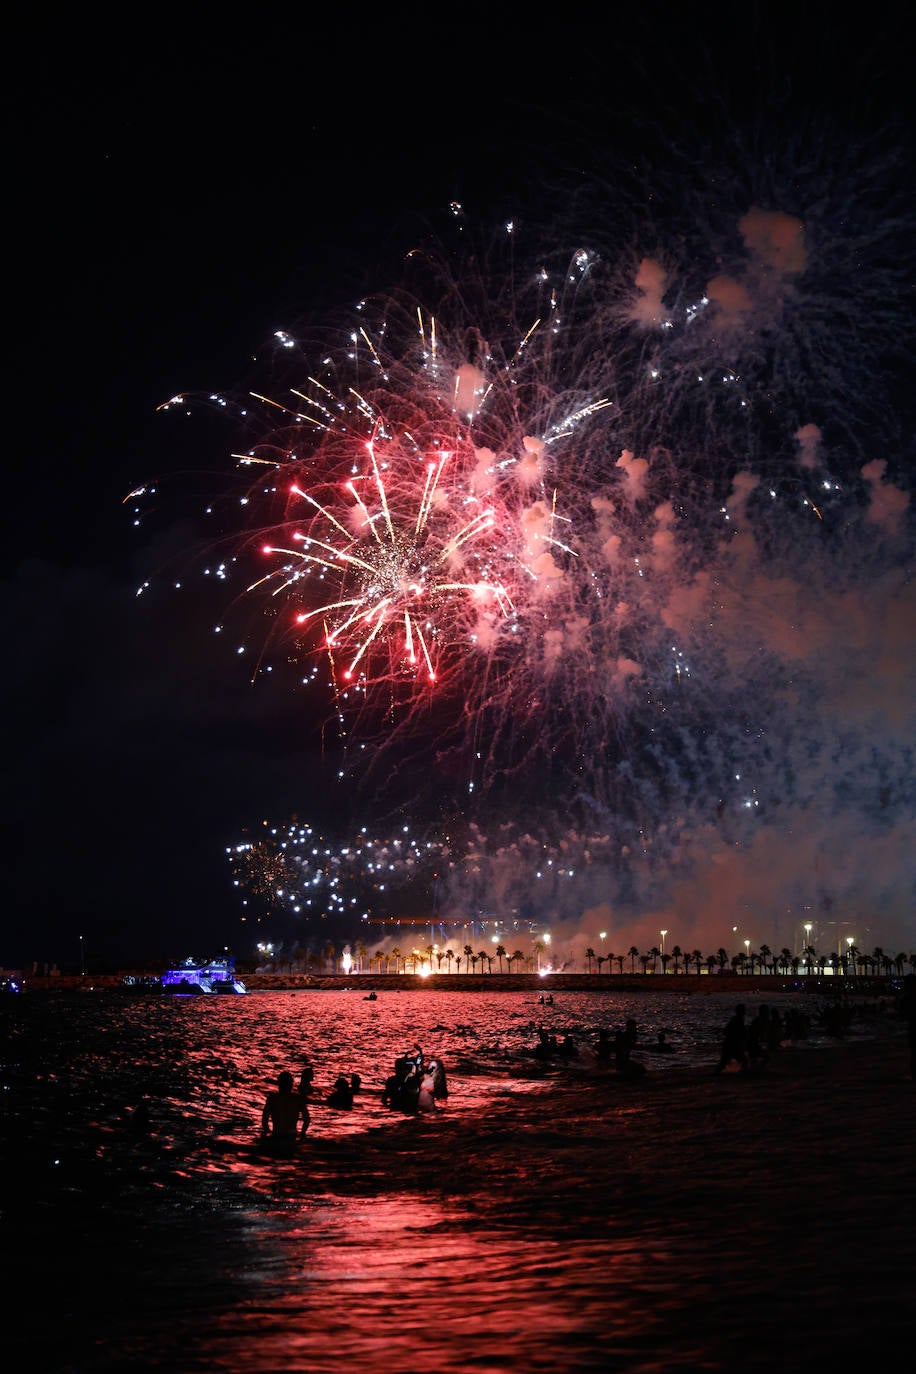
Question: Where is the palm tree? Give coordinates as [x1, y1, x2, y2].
[424, 943, 435, 971]
[717, 948, 728, 973]
[445, 948, 454, 973]
[672, 945, 683, 974]
[585, 947, 595, 973]
[759, 944, 771, 973]
[692, 950, 703, 978]
[533, 941, 544, 971]
[512, 949, 524, 972]
[391, 946, 403, 974]
[373, 948, 385, 973]
[478, 949, 491, 974]
[779, 948, 792, 975]
[463, 944, 473, 972]
[628, 946, 639, 973]
[660, 952, 671, 975]
[615, 954, 624, 975]
[357, 941, 368, 972]
[495, 943, 507, 973]
[639, 953, 650, 975]
[470, 954, 479, 974]
[706, 954, 718, 975]
[596, 955, 606, 975]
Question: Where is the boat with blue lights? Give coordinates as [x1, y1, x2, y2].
[161, 957, 247, 994]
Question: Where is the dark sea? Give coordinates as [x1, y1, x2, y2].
[0, 986, 886, 1372]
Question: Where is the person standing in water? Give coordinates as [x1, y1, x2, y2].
[261, 1071, 309, 1153]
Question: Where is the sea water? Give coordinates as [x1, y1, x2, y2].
[0, 986, 857, 1372]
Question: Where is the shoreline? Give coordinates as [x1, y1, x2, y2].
[5, 970, 903, 997]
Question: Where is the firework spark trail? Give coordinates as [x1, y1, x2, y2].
[183, 253, 677, 802]
[227, 819, 451, 929]
[142, 139, 914, 948]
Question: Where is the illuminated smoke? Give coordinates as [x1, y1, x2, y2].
[140, 121, 914, 952]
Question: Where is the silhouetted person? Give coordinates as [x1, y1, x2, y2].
[747, 1005, 771, 1071]
[901, 974, 916, 1080]
[261, 1070, 309, 1153]
[767, 1007, 785, 1049]
[326, 1074, 354, 1109]
[383, 1056, 421, 1113]
[534, 1027, 554, 1062]
[713, 1005, 749, 1074]
[417, 1068, 437, 1113]
[615, 1021, 646, 1080]
[596, 1028, 613, 1063]
[426, 1058, 448, 1099]
[298, 1061, 315, 1098]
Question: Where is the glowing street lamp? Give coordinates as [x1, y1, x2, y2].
[660, 929, 667, 957]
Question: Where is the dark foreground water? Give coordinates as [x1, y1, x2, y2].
[0, 987, 898, 1372]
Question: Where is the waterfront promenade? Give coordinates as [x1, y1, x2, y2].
[6, 969, 902, 997]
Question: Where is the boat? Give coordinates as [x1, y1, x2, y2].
[161, 957, 247, 994]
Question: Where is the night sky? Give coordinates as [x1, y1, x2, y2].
[3, 7, 913, 969]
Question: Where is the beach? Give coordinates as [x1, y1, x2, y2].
[1, 988, 913, 1371]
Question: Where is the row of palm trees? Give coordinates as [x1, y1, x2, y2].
[582, 944, 916, 978]
[281, 942, 547, 975]
[273, 940, 916, 978]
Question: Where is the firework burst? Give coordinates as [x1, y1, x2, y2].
[138, 134, 914, 947]
[227, 817, 452, 931]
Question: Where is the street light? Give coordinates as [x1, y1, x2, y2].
[804, 923, 813, 969]
[660, 929, 667, 957]
[744, 938, 750, 972]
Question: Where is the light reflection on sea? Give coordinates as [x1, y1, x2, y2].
[0, 986, 864, 1372]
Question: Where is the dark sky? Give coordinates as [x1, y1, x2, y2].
[3, 7, 912, 969]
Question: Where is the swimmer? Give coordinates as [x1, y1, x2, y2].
[261, 1071, 309, 1153]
